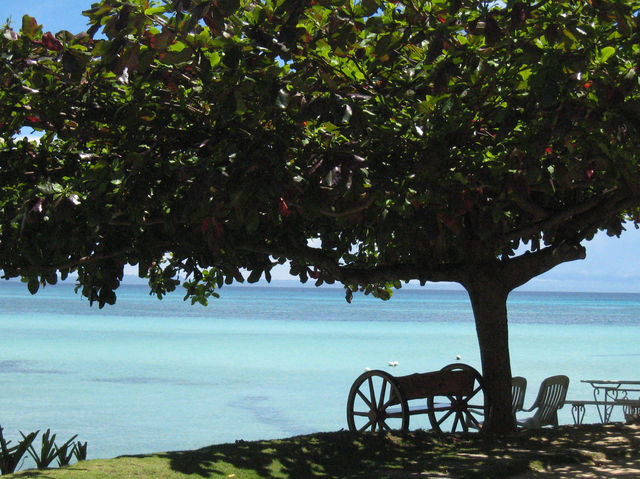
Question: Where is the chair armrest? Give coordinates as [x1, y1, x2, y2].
[519, 405, 536, 412]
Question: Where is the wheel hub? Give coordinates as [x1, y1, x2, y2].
[451, 398, 468, 412]
[369, 408, 386, 422]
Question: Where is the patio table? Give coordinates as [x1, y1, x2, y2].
[580, 380, 640, 423]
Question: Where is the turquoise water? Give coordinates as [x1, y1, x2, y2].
[1, 282, 639, 464]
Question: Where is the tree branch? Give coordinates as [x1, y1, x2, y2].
[336, 261, 467, 285]
[500, 241, 586, 291]
[561, 194, 640, 241]
[495, 192, 640, 291]
[312, 195, 375, 218]
[239, 242, 468, 285]
[499, 188, 623, 244]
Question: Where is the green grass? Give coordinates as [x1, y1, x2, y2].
[5, 423, 639, 478]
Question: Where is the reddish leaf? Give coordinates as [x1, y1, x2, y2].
[201, 217, 211, 234]
[278, 197, 291, 217]
[120, 44, 140, 73]
[161, 72, 178, 91]
[21, 15, 39, 39]
[459, 194, 473, 215]
[213, 220, 224, 238]
[115, 6, 131, 31]
[42, 32, 63, 51]
[203, 13, 221, 35]
[150, 31, 173, 50]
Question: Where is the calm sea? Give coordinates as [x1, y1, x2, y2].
[1, 281, 639, 465]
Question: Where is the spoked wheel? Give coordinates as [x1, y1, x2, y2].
[427, 363, 484, 433]
[346, 370, 409, 432]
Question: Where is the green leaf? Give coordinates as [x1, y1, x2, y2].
[27, 278, 39, 295]
[160, 46, 193, 65]
[247, 269, 262, 283]
[599, 46, 615, 63]
[374, 34, 392, 59]
[62, 52, 84, 79]
[144, 6, 169, 15]
[245, 213, 260, 233]
[519, 69, 532, 81]
[359, 0, 379, 17]
[562, 28, 577, 43]
[208, 51, 221, 68]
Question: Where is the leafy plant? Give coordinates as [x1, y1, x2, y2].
[0, 426, 39, 475]
[25, 428, 59, 470]
[55, 435, 78, 467]
[73, 441, 88, 462]
[4, 0, 640, 433]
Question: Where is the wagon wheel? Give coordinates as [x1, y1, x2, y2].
[347, 370, 409, 432]
[427, 363, 485, 433]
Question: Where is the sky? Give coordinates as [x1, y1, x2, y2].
[2, 1, 639, 293]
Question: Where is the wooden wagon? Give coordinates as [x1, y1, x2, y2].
[346, 363, 485, 433]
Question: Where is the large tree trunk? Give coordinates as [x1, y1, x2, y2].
[465, 278, 516, 434]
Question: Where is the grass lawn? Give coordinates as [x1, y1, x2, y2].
[5, 423, 639, 478]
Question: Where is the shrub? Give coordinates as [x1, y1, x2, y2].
[25, 429, 58, 470]
[74, 441, 88, 462]
[0, 426, 38, 475]
[55, 435, 79, 467]
[1, 426, 85, 473]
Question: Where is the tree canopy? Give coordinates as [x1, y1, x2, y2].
[2, 0, 640, 432]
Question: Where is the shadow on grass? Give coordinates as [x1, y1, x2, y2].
[154, 424, 639, 479]
[8, 423, 639, 478]
[9, 468, 91, 479]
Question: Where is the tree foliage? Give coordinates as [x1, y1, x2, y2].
[2, 0, 640, 432]
[2, 0, 640, 304]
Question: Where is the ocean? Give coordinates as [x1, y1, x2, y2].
[1, 281, 639, 466]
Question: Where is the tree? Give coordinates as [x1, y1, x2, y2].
[1, 0, 640, 433]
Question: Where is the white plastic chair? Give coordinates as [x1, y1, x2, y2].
[511, 376, 527, 415]
[517, 375, 569, 429]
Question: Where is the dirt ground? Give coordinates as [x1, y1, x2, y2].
[511, 423, 640, 478]
[513, 460, 640, 478]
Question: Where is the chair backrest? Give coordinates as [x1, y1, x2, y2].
[529, 375, 569, 426]
[511, 376, 527, 414]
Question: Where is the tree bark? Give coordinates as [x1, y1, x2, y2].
[465, 276, 516, 434]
